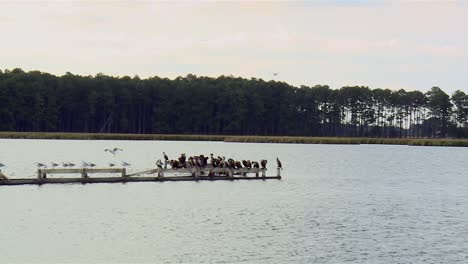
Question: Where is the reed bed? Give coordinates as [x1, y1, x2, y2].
[1, 132, 467, 147]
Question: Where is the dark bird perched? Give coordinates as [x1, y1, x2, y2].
[156, 159, 163, 169]
[242, 160, 248, 168]
[246, 160, 252, 169]
[199, 155, 208, 167]
[51, 162, 59, 167]
[260, 159, 267, 169]
[163, 152, 169, 161]
[108, 163, 115, 167]
[121, 161, 130, 167]
[170, 160, 180, 169]
[178, 153, 186, 164]
[235, 161, 243, 169]
[228, 158, 236, 169]
[188, 156, 195, 167]
[210, 153, 215, 166]
[252, 161, 260, 168]
[276, 157, 283, 170]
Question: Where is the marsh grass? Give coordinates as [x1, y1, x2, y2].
[1, 132, 467, 147]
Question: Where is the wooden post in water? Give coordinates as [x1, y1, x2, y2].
[37, 169, 42, 179]
[277, 167, 281, 177]
[121, 168, 127, 177]
[262, 169, 266, 178]
[81, 169, 88, 179]
[157, 168, 163, 178]
[0, 171, 8, 180]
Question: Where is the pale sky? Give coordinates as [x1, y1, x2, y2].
[0, 0, 467, 93]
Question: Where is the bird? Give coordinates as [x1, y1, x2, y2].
[51, 162, 59, 167]
[252, 161, 260, 168]
[163, 152, 169, 161]
[121, 161, 130, 167]
[108, 163, 115, 167]
[156, 159, 163, 169]
[276, 158, 283, 170]
[105, 148, 123, 156]
[273, 72, 279, 76]
[62, 162, 69, 167]
[67, 162, 75, 167]
[260, 159, 267, 170]
[0, 163, 5, 168]
[36, 162, 47, 168]
[82, 161, 96, 168]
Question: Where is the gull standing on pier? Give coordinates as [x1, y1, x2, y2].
[156, 159, 163, 169]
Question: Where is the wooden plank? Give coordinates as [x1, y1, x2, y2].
[0, 175, 281, 186]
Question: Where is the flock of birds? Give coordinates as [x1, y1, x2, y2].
[0, 148, 283, 172]
[0, 148, 130, 171]
[156, 152, 283, 171]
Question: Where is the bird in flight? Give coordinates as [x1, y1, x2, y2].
[105, 148, 123, 156]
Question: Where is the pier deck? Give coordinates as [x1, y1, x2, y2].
[0, 167, 282, 186]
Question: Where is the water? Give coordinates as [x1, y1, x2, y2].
[1, 139, 468, 263]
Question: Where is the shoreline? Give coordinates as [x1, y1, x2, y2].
[1, 132, 468, 147]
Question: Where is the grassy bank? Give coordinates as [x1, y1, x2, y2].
[1, 132, 468, 147]
[224, 136, 468, 147]
[0, 132, 226, 141]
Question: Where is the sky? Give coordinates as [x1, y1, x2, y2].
[0, 0, 467, 94]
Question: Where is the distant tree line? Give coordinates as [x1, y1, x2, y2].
[0, 68, 467, 138]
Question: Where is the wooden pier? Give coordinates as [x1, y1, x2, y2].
[0, 167, 281, 186]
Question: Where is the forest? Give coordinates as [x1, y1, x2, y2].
[0, 68, 467, 138]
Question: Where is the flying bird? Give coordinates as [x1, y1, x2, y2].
[105, 148, 123, 156]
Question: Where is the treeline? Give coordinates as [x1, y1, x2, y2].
[0, 68, 467, 138]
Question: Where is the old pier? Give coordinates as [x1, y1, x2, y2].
[0, 167, 282, 186]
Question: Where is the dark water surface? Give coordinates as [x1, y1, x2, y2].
[1, 139, 467, 263]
